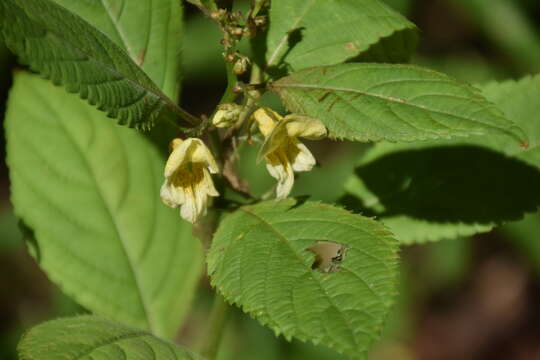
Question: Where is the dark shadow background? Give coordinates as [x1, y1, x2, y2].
[1, 1, 540, 359]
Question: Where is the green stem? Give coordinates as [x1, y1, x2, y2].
[176, 106, 204, 127]
[218, 61, 239, 105]
[236, 62, 263, 129]
[201, 294, 231, 360]
[250, 60, 263, 85]
[210, 60, 238, 162]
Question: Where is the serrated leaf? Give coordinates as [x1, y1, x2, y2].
[6, 73, 203, 339]
[18, 316, 202, 360]
[476, 75, 540, 162]
[208, 200, 399, 359]
[265, 0, 418, 78]
[270, 63, 528, 144]
[51, 0, 183, 99]
[0, 0, 195, 130]
[341, 74, 540, 244]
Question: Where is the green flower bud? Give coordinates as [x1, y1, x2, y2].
[212, 103, 243, 128]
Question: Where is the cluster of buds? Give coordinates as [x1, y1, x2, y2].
[223, 52, 251, 75]
[210, 9, 245, 51]
[209, 6, 267, 73]
[161, 108, 327, 223]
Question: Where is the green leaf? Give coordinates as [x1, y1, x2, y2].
[18, 316, 202, 360]
[0, 0, 195, 129]
[341, 74, 540, 244]
[270, 63, 528, 144]
[208, 200, 399, 359]
[50, 0, 182, 100]
[6, 73, 204, 339]
[264, 0, 418, 77]
[477, 74, 540, 163]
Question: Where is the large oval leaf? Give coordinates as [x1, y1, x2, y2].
[0, 0, 195, 129]
[270, 63, 528, 144]
[341, 74, 540, 244]
[6, 73, 203, 339]
[265, 0, 418, 77]
[18, 316, 202, 360]
[52, 0, 183, 99]
[208, 200, 399, 359]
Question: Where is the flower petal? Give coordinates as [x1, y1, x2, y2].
[203, 168, 220, 197]
[266, 150, 294, 200]
[164, 138, 194, 177]
[160, 180, 184, 208]
[189, 138, 219, 174]
[180, 185, 199, 223]
[284, 115, 327, 139]
[253, 108, 281, 137]
[290, 141, 316, 172]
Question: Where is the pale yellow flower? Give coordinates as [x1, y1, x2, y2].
[160, 138, 219, 223]
[252, 108, 327, 199]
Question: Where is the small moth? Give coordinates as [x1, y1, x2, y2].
[307, 241, 349, 273]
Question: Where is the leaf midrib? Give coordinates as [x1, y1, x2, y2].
[239, 206, 363, 349]
[51, 103, 156, 332]
[272, 81, 522, 142]
[73, 331, 148, 359]
[15, 0, 185, 119]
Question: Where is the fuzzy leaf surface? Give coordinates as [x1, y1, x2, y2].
[208, 200, 399, 359]
[6, 73, 203, 338]
[270, 63, 527, 144]
[0, 0, 193, 129]
[341, 74, 540, 244]
[18, 316, 202, 360]
[265, 0, 418, 77]
[52, 0, 183, 99]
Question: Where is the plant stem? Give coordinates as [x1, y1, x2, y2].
[218, 61, 239, 105]
[201, 293, 231, 360]
[236, 62, 263, 129]
[176, 106, 204, 127]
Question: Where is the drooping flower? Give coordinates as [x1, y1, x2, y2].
[252, 108, 327, 199]
[160, 138, 219, 223]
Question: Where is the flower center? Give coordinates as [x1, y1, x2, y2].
[171, 162, 205, 188]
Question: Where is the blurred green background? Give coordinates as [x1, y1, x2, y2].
[2, 0, 540, 359]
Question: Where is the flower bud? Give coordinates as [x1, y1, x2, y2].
[283, 114, 327, 139]
[231, 27, 244, 37]
[210, 9, 227, 21]
[233, 56, 250, 75]
[254, 16, 267, 28]
[212, 103, 243, 128]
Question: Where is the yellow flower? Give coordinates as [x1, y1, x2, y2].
[252, 108, 327, 199]
[160, 138, 219, 223]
